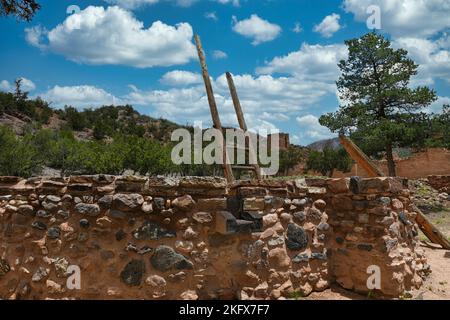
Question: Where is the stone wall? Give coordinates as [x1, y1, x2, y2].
[0, 176, 428, 300]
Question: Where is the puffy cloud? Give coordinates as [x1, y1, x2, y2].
[343, 0, 450, 37]
[256, 43, 347, 82]
[212, 50, 228, 59]
[124, 72, 335, 132]
[204, 11, 218, 21]
[160, 70, 202, 86]
[393, 36, 450, 85]
[232, 14, 282, 45]
[0, 78, 36, 92]
[313, 13, 342, 38]
[39, 85, 121, 109]
[25, 6, 196, 68]
[296, 114, 335, 142]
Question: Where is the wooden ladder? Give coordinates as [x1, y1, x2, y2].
[339, 134, 450, 250]
[194, 35, 262, 182]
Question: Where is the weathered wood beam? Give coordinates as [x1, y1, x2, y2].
[226, 72, 262, 180]
[194, 35, 234, 183]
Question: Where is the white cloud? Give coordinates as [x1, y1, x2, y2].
[104, 0, 197, 9]
[39, 85, 121, 109]
[257, 43, 347, 82]
[292, 22, 302, 34]
[124, 72, 335, 131]
[160, 70, 202, 86]
[205, 11, 218, 21]
[217, 0, 240, 6]
[393, 36, 450, 85]
[232, 14, 282, 45]
[313, 13, 342, 38]
[212, 50, 228, 59]
[0, 78, 36, 92]
[343, 0, 450, 37]
[296, 114, 335, 142]
[428, 96, 450, 114]
[26, 6, 196, 68]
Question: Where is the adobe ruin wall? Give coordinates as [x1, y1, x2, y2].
[0, 175, 429, 299]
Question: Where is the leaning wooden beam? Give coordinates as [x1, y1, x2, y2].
[194, 35, 235, 183]
[414, 205, 450, 250]
[339, 134, 450, 249]
[339, 134, 384, 177]
[225, 72, 262, 180]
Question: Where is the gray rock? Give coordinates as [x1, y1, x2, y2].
[57, 210, 70, 219]
[36, 210, 51, 218]
[317, 222, 330, 231]
[132, 221, 176, 240]
[293, 211, 306, 222]
[292, 198, 307, 207]
[120, 259, 145, 286]
[98, 195, 113, 209]
[41, 201, 58, 212]
[292, 253, 309, 263]
[18, 205, 34, 215]
[75, 203, 100, 216]
[31, 221, 47, 230]
[150, 246, 193, 272]
[46, 195, 61, 203]
[47, 227, 61, 239]
[79, 219, 90, 228]
[113, 194, 144, 212]
[153, 198, 165, 211]
[285, 223, 308, 250]
[32, 267, 49, 282]
[311, 252, 327, 260]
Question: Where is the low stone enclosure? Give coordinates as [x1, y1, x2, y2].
[0, 175, 431, 300]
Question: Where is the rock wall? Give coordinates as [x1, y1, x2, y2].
[0, 176, 428, 300]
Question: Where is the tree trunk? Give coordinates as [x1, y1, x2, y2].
[386, 142, 396, 176]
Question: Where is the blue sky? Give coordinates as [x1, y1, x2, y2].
[1, 0, 449, 145]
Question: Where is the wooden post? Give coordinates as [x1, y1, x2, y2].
[226, 72, 247, 131]
[339, 134, 384, 177]
[194, 35, 234, 183]
[226, 72, 262, 180]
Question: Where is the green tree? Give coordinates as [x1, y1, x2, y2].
[279, 146, 306, 176]
[306, 147, 352, 177]
[0, 125, 40, 176]
[320, 32, 437, 176]
[0, 0, 40, 21]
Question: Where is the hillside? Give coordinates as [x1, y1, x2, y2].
[0, 90, 185, 143]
